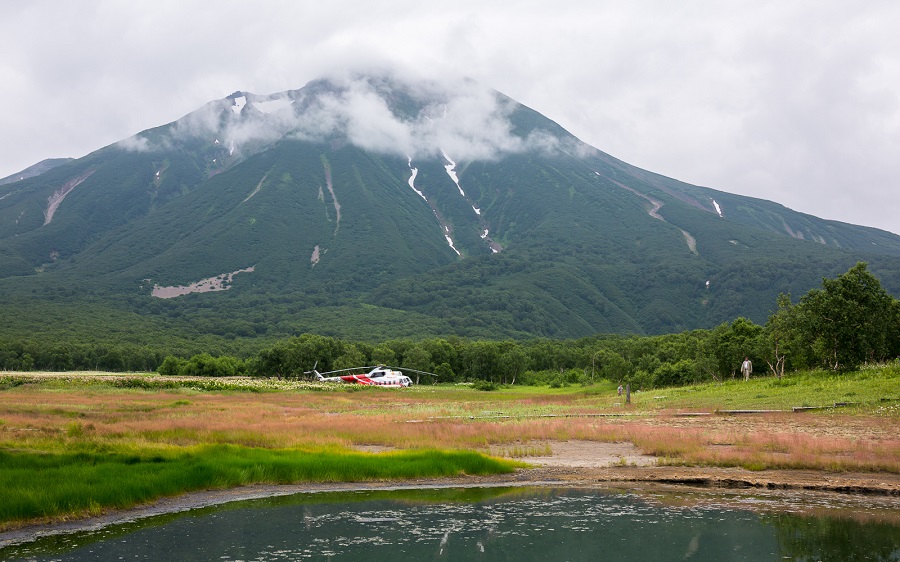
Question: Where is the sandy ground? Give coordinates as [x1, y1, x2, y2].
[2, 439, 897, 549]
[517, 440, 659, 467]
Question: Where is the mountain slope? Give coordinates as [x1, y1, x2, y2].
[1, 73, 899, 343]
[0, 158, 73, 186]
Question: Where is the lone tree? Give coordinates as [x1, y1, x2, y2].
[764, 294, 797, 378]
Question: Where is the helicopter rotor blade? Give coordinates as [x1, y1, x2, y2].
[385, 366, 439, 377]
[308, 366, 380, 376]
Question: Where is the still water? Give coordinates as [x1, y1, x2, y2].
[3, 486, 898, 561]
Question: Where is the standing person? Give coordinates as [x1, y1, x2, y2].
[741, 357, 752, 381]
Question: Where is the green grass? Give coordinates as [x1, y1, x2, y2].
[0, 445, 518, 526]
[392, 365, 899, 418]
[623, 365, 900, 413]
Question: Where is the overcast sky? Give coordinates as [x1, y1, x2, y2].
[3, 0, 899, 234]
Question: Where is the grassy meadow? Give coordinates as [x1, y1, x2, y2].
[0, 365, 898, 528]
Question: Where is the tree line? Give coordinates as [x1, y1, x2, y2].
[3, 263, 898, 388]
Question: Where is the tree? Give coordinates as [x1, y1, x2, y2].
[333, 345, 367, 370]
[251, 345, 288, 378]
[797, 262, 900, 370]
[654, 359, 700, 387]
[181, 353, 240, 377]
[711, 317, 763, 378]
[460, 341, 503, 381]
[158, 355, 185, 376]
[281, 334, 343, 377]
[499, 346, 529, 385]
[371, 344, 397, 366]
[763, 294, 796, 378]
[591, 349, 630, 383]
[421, 338, 457, 369]
[433, 362, 456, 381]
[401, 346, 432, 384]
[19, 353, 34, 371]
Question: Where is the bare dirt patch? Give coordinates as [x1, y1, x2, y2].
[496, 440, 658, 468]
[151, 266, 255, 298]
[349, 440, 651, 467]
[351, 444, 398, 454]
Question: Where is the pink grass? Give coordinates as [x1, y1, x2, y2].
[1, 389, 897, 473]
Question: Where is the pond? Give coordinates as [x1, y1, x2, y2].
[2, 485, 898, 561]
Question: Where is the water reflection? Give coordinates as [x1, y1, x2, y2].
[767, 513, 900, 562]
[3, 487, 898, 561]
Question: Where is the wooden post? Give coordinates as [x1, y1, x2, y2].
[626, 383, 631, 404]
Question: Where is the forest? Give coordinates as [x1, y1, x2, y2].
[2, 263, 898, 389]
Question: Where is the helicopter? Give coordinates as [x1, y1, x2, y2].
[304, 365, 437, 387]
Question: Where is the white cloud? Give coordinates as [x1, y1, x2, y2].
[286, 74, 532, 161]
[312, 79, 417, 155]
[127, 73, 542, 163]
[116, 135, 151, 152]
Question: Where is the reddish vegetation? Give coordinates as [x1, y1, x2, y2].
[2, 388, 897, 477]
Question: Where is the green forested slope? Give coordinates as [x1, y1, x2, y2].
[2, 75, 900, 346]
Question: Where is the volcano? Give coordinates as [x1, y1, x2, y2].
[2, 72, 899, 343]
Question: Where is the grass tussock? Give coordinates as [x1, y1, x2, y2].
[0, 445, 518, 527]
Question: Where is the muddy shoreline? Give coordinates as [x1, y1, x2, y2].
[2, 464, 897, 549]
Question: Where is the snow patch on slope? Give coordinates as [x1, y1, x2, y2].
[441, 151, 465, 196]
[253, 98, 293, 114]
[407, 157, 426, 201]
[428, 154, 500, 253]
[231, 96, 246, 115]
[445, 233, 461, 256]
[407, 157, 465, 257]
[712, 199, 723, 217]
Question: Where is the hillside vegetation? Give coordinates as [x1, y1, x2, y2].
[2, 75, 900, 343]
[3, 263, 897, 393]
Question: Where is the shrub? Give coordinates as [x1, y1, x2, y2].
[626, 369, 654, 391]
[653, 359, 701, 387]
[157, 355, 185, 376]
[473, 379, 499, 391]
